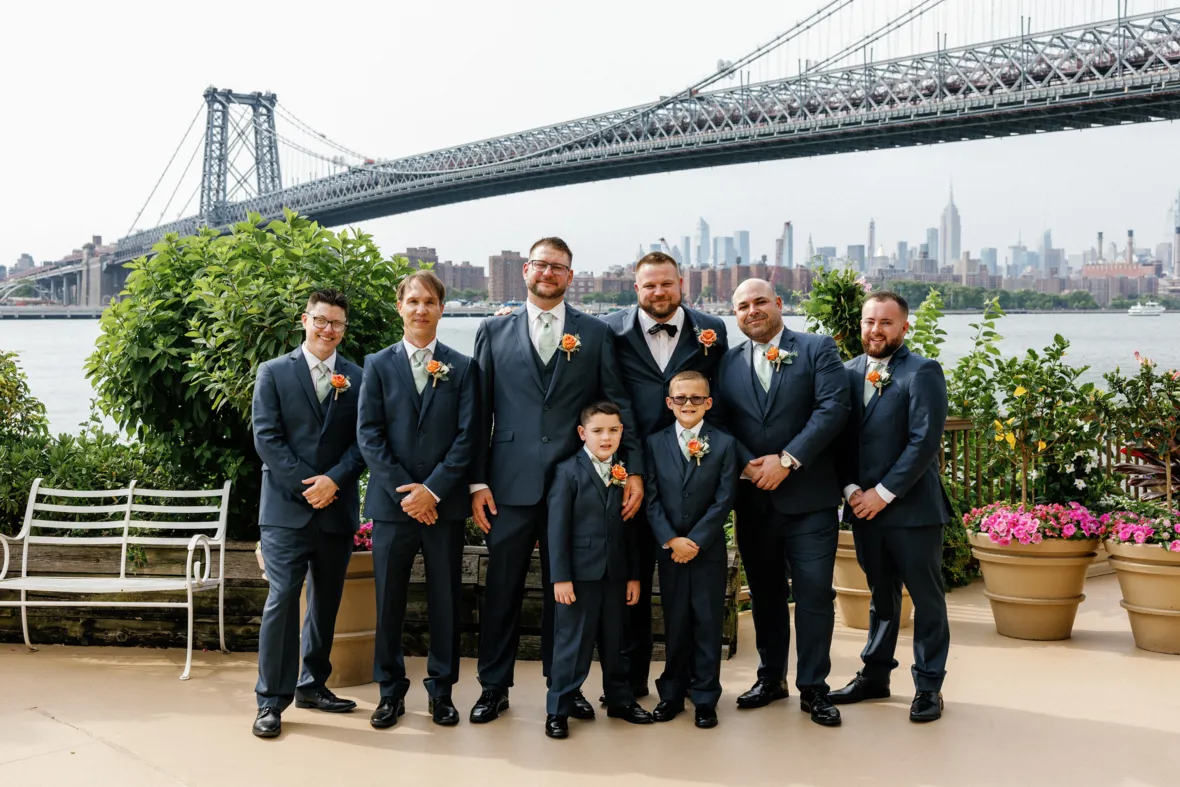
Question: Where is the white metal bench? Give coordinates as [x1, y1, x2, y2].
[0, 478, 232, 680]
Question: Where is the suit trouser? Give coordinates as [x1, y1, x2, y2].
[546, 578, 633, 715]
[656, 554, 727, 708]
[372, 517, 464, 700]
[256, 519, 354, 710]
[620, 509, 656, 691]
[477, 502, 553, 691]
[852, 523, 949, 692]
[734, 498, 837, 692]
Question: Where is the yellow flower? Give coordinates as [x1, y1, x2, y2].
[1006, 417, 1015, 425]
[994, 434, 1003, 442]
[993, 420, 1003, 429]
[1037, 440, 1047, 452]
[1014, 386, 1028, 397]
[1005, 432, 1016, 449]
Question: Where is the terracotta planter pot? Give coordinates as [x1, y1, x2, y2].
[833, 531, 913, 630]
[1106, 540, 1180, 655]
[300, 550, 376, 688]
[969, 533, 1098, 641]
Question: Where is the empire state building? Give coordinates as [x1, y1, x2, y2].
[939, 185, 961, 267]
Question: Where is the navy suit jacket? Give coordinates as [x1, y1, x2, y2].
[644, 422, 738, 564]
[357, 341, 478, 523]
[547, 452, 638, 583]
[837, 345, 951, 528]
[600, 306, 728, 443]
[252, 348, 366, 533]
[716, 329, 851, 515]
[472, 304, 641, 506]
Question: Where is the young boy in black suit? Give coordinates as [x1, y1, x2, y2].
[645, 370, 738, 728]
[545, 401, 655, 739]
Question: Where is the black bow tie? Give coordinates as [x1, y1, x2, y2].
[647, 323, 678, 338]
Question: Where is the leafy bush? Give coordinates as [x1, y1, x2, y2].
[799, 266, 870, 361]
[0, 350, 49, 443]
[85, 210, 413, 538]
[907, 287, 946, 361]
[1104, 352, 1180, 511]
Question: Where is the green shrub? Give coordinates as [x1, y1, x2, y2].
[0, 350, 49, 443]
[799, 265, 870, 361]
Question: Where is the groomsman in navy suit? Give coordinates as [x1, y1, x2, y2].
[251, 289, 366, 738]
[715, 278, 850, 727]
[357, 270, 478, 729]
[830, 291, 951, 723]
[601, 251, 727, 699]
[469, 237, 642, 724]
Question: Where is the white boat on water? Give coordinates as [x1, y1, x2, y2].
[1128, 301, 1166, 316]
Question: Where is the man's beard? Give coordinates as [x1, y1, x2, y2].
[527, 278, 564, 300]
[865, 335, 905, 358]
[641, 295, 680, 319]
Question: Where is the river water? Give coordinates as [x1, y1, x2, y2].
[2, 313, 1177, 435]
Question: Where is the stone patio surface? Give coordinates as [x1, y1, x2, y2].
[1, 574, 1177, 787]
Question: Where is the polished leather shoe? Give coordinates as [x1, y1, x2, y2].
[294, 687, 357, 713]
[545, 714, 569, 739]
[570, 691, 595, 720]
[652, 701, 684, 722]
[735, 679, 789, 709]
[606, 702, 654, 724]
[252, 708, 281, 738]
[799, 689, 842, 727]
[694, 705, 718, 729]
[429, 696, 460, 726]
[470, 689, 509, 724]
[828, 672, 891, 705]
[369, 697, 406, 729]
[910, 691, 944, 723]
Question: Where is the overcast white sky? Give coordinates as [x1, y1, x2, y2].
[5, 0, 1180, 273]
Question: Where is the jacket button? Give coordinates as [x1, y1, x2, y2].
[544, 405, 550, 411]
[682, 492, 689, 498]
[542, 436, 549, 443]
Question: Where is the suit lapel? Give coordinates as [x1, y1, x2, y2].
[663, 427, 688, 487]
[763, 330, 795, 416]
[622, 309, 663, 377]
[577, 451, 608, 506]
[291, 348, 325, 426]
[736, 341, 761, 416]
[417, 343, 446, 427]
[513, 308, 545, 394]
[682, 422, 709, 489]
[545, 306, 576, 402]
[665, 309, 700, 378]
[389, 343, 422, 416]
[863, 346, 907, 423]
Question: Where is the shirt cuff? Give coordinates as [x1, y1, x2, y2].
[782, 451, 801, 469]
[468, 483, 489, 494]
[843, 484, 862, 502]
[875, 483, 896, 504]
[424, 485, 440, 503]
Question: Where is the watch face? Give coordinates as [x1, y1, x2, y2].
[780, 455, 792, 468]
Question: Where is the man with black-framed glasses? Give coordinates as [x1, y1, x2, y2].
[250, 289, 366, 738]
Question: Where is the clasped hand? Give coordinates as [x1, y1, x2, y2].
[743, 455, 791, 491]
[667, 536, 699, 564]
[849, 488, 888, 520]
[301, 475, 339, 509]
[397, 483, 438, 525]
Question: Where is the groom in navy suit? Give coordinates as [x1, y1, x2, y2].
[469, 237, 642, 724]
[251, 289, 366, 738]
[357, 270, 478, 729]
[830, 291, 951, 723]
[715, 278, 850, 727]
[601, 251, 727, 698]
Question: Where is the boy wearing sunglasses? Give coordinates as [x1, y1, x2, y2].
[643, 370, 738, 728]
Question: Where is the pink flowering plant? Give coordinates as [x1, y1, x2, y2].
[354, 520, 374, 552]
[1101, 511, 1180, 552]
[963, 501, 1105, 546]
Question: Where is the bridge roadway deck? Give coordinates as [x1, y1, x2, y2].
[1, 574, 1175, 786]
[0, 306, 106, 319]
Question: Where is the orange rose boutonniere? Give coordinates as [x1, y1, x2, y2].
[695, 327, 719, 356]
[764, 346, 798, 372]
[560, 333, 582, 361]
[425, 359, 451, 387]
[609, 463, 628, 487]
[329, 373, 351, 400]
[686, 434, 710, 466]
[866, 364, 892, 396]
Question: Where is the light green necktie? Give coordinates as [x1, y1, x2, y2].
[537, 311, 557, 364]
[592, 456, 611, 485]
[411, 348, 429, 394]
[865, 361, 883, 406]
[680, 429, 695, 461]
[754, 344, 772, 392]
[313, 362, 331, 403]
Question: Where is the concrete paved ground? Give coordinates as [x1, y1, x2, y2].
[1, 575, 1177, 787]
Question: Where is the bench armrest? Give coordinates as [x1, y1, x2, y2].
[0, 534, 22, 582]
[185, 534, 213, 586]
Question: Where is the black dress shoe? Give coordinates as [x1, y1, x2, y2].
[652, 700, 684, 722]
[799, 689, 842, 727]
[606, 702, 654, 724]
[369, 697, 406, 729]
[545, 714, 569, 739]
[570, 691, 595, 720]
[470, 689, 509, 724]
[252, 708, 281, 738]
[910, 691, 944, 723]
[735, 679, 789, 709]
[694, 705, 718, 729]
[294, 687, 357, 713]
[828, 672, 891, 705]
[429, 696, 460, 726]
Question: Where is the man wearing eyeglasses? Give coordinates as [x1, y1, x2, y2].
[468, 237, 641, 725]
[600, 251, 727, 702]
[250, 289, 367, 738]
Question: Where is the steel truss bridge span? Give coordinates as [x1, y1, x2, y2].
[116, 10, 1180, 262]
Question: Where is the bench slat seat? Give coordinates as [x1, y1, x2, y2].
[0, 576, 222, 593]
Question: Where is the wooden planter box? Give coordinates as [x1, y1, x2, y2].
[1, 541, 743, 661]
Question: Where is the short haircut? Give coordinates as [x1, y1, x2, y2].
[865, 290, 910, 318]
[306, 289, 349, 316]
[396, 269, 446, 303]
[529, 236, 574, 266]
[580, 400, 621, 426]
[635, 251, 680, 275]
[668, 369, 710, 395]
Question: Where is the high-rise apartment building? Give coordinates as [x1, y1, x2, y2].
[896, 241, 909, 273]
[694, 218, 711, 268]
[680, 235, 692, 267]
[926, 228, 940, 264]
[980, 247, 998, 275]
[488, 250, 528, 303]
[846, 245, 866, 270]
[734, 230, 750, 266]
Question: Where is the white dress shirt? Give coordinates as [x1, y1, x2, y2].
[843, 353, 896, 506]
[525, 299, 567, 355]
[674, 418, 705, 454]
[301, 343, 337, 375]
[402, 336, 441, 503]
[637, 306, 685, 372]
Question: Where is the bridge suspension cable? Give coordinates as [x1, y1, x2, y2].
[155, 128, 206, 226]
[803, 0, 951, 73]
[275, 105, 370, 162]
[125, 103, 204, 236]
